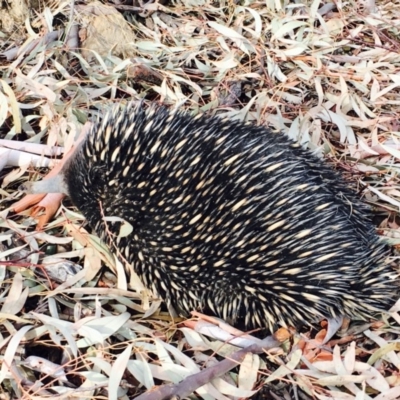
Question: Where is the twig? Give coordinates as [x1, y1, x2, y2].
[1, 30, 62, 62]
[135, 339, 279, 400]
[0, 139, 64, 157]
[64, 0, 79, 50]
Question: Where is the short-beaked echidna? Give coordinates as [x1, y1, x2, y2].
[23, 102, 398, 331]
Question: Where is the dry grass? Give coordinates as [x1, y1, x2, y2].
[0, 0, 400, 399]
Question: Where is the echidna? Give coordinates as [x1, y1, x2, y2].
[22, 102, 398, 331]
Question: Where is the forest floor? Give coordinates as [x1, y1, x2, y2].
[0, 0, 400, 399]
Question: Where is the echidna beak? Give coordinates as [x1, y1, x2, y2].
[19, 182, 36, 193]
[19, 174, 69, 196]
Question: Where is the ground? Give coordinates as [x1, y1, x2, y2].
[0, 0, 400, 399]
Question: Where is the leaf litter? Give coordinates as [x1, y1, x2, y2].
[0, 0, 400, 399]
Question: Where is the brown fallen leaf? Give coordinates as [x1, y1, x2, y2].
[11, 192, 48, 214]
[12, 123, 91, 229]
[274, 327, 292, 342]
[31, 193, 65, 230]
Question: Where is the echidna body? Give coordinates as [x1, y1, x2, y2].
[27, 103, 398, 331]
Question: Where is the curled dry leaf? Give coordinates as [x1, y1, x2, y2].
[30, 192, 65, 230]
[24, 356, 68, 382]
